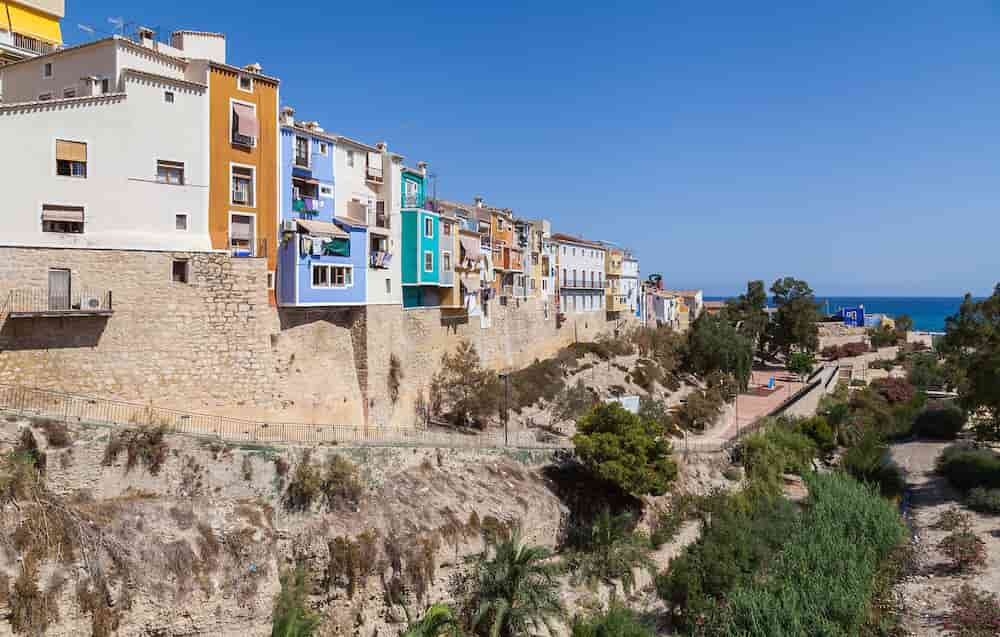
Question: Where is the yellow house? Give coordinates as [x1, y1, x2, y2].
[1, 0, 63, 64]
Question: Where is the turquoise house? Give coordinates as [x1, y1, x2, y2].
[400, 165, 450, 308]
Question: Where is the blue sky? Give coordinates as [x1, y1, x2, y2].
[66, 1, 1000, 297]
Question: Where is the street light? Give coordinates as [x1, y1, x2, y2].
[498, 372, 510, 446]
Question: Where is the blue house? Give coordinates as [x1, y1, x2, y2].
[277, 118, 367, 307]
[399, 165, 454, 308]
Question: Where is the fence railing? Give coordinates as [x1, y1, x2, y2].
[5, 288, 113, 316]
[0, 384, 567, 450]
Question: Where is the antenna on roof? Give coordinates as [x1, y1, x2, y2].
[107, 17, 125, 35]
[78, 24, 95, 34]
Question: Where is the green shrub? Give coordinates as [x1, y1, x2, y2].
[795, 416, 836, 453]
[570, 604, 655, 637]
[739, 427, 816, 495]
[573, 403, 678, 496]
[945, 584, 1000, 637]
[913, 405, 967, 439]
[284, 453, 363, 511]
[102, 426, 168, 475]
[966, 488, 1000, 515]
[937, 445, 1000, 491]
[31, 417, 72, 448]
[841, 433, 906, 498]
[565, 510, 654, 595]
[706, 472, 906, 637]
[675, 388, 724, 432]
[271, 565, 321, 636]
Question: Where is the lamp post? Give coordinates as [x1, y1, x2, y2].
[498, 372, 510, 446]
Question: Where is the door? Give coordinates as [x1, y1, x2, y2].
[48, 268, 71, 310]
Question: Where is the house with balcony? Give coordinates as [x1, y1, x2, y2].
[436, 198, 490, 316]
[622, 251, 641, 318]
[275, 113, 366, 306]
[400, 164, 452, 308]
[552, 233, 606, 315]
[604, 246, 628, 317]
[1, 0, 63, 65]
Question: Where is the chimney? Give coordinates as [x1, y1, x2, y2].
[474, 196, 484, 208]
[302, 121, 324, 132]
[280, 106, 294, 127]
[137, 26, 156, 47]
[416, 161, 428, 176]
[375, 141, 387, 151]
[244, 62, 262, 74]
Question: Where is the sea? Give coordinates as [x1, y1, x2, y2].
[704, 296, 972, 333]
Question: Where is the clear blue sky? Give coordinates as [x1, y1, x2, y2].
[66, 1, 1000, 297]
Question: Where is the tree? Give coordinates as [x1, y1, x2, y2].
[768, 277, 820, 357]
[939, 284, 1000, 439]
[460, 529, 564, 637]
[867, 324, 900, 349]
[570, 604, 655, 637]
[906, 352, 946, 390]
[726, 280, 769, 353]
[271, 566, 322, 637]
[573, 403, 678, 496]
[431, 340, 503, 429]
[565, 510, 655, 596]
[787, 351, 816, 381]
[686, 313, 753, 390]
[402, 604, 463, 637]
[895, 314, 914, 335]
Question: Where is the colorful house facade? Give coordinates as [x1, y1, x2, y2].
[400, 164, 453, 308]
[276, 116, 366, 306]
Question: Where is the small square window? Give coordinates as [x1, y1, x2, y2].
[38, 92, 53, 101]
[43, 63, 52, 78]
[443, 252, 452, 272]
[63, 87, 76, 98]
[424, 251, 433, 272]
[318, 142, 328, 155]
[238, 75, 253, 92]
[423, 217, 433, 238]
[385, 278, 391, 294]
[175, 214, 188, 230]
[267, 271, 275, 290]
[100, 78, 110, 94]
[172, 260, 189, 283]
[158, 160, 185, 185]
[164, 91, 175, 103]
[346, 150, 355, 167]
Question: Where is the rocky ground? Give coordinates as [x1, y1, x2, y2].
[890, 440, 1000, 636]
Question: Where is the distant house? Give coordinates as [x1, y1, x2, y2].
[703, 300, 727, 316]
[664, 289, 704, 320]
[401, 164, 454, 308]
[553, 233, 605, 315]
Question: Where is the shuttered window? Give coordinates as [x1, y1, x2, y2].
[55, 140, 87, 178]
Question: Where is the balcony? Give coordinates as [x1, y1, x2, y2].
[403, 195, 423, 209]
[560, 279, 604, 290]
[1, 30, 56, 56]
[292, 197, 320, 215]
[6, 288, 113, 319]
[368, 204, 390, 231]
[369, 251, 393, 269]
[230, 238, 269, 259]
[366, 166, 384, 184]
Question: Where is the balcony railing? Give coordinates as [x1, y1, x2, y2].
[6, 288, 113, 318]
[230, 238, 269, 259]
[292, 198, 320, 214]
[369, 209, 391, 230]
[403, 195, 423, 209]
[369, 251, 393, 269]
[560, 279, 604, 290]
[6, 31, 56, 55]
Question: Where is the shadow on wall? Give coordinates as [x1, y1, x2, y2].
[0, 316, 109, 350]
[277, 306, 363, 331]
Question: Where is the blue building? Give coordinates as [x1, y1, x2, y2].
[399, 165, 454, 308]
[277, 119, 367, 307]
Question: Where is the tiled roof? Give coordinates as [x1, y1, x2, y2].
[550, 233, 604, 249]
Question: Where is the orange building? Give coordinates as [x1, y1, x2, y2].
[203, 60, 280, 301]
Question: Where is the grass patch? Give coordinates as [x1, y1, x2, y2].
[102, 425, 169, 475]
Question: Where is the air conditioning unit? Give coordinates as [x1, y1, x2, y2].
[281, 220, 298, 233]
[81, 296, 101, 310]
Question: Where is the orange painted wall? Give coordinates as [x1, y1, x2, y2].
[207, 66, 279, 300]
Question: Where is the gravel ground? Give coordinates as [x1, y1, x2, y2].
[890, 440, 1000, 636]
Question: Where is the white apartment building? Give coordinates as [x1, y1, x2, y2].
[553, 233, 605, 315]
[0, 35, 212, 252]
[0, 0, 64, 66]
[622, 252, 640, 316]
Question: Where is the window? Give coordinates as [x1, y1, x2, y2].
[318, 142, 328, 155]
[497, 218, 504, 231]
[238, 75, 253, 92]
[572, 247, 576, 256]
[385, 278, 391, 294]
[43, 63, 52, 78]
[562, 268, 567, 285]
[42, 205, 84, 233]
[172, 259, 189, 283]
[100, 78, 110, 94]
[562, 246, 566, 255]
[312, 264, 353, 288]
[62, 87, 75, 98]
[442, 252, 452, 272]
[231, 101, 257, 146]
[294, 136, 309, 168]
[229, 213, 255, 255]
[231, 165, 254, 206]
[164, 90, 174, 103]
[55, 140, 87, 178]
[442, 221, 451, 236]
[38, 92, 53, 101]
[424, 251, 433, 272]
[267, 271, 275, 290]
[346, 150, 355, 167]
[157, 160, 185, 185]
[175, 214, 188, 231]
[530, 278, 536, 291]
[423, 217, 434, 238]
[542, 279, 548, 292]
[319, 185, 333, 198]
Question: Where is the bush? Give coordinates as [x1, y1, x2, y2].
[906, 352, 946, 390]
[872, 377, 917, 404]
[431, 339, 503, 429]
[570, 604, 655, 637]
[549, 380, 597, 424]
[649, 496, 695, 548]
[937, 445, 1000, 491]
[933, 508, 973, 532]
[271, 565, 321, 636]
[913, 404, 967, 439]
[102, 426, 168, 475]
[945, 584, 1000, 637]
[629, 359, 664, 393]
[510, 358, 566, 412]
[842, 433, 906, 498]
[795, 416, 836, 453]
[573, 402, 678, 496]
[675, 388, 724, 432]
[966, 488, 1000, 515]
[0, 452, 42, 503]
[284, 453, 363, 511]
[740, 427, 816, 495]
[31, 417, 72, 448]
[938, 529, 987, 573]
[565, 510, 654, 596]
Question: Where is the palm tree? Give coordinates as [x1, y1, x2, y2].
[567, 509, 655, 596]
[468, 528, 564, 636]
[271, 566, 322, 637]
[402, 603, 463, 637]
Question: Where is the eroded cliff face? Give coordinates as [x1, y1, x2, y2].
[0, 416, 566, 636]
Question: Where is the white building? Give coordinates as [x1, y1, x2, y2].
[647, 290, 680, 328]
[553, 233, 605, 315]
[665, 289, 704, 320]
[0, 35, 212, 252]
[621, 252, 640, 317]
[0, 0, 64, 66]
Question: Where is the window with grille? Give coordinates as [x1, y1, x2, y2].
[157, 160, 184, 185]
[294, 136, 310, 167]
[312, 264, 353, 288]
[232, 166, 254, 206]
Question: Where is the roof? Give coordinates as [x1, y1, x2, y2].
[296, 218, 349, 238]
[122, 67, 206, 90]
[704, 301, 727, 309]
[664, 289, 703, 297]
[550, 233, 604, 249]
[0, 92, 126, 113]
[0, 35, 185, 71]
[208, 60, 279, 85]
[335, 134, 380, 153]
[171, 30, 226, 39]
[282, 123, 338, 144]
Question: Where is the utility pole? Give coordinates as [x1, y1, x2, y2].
[499, 372, 510, 446]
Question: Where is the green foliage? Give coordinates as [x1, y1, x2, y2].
[629, 358, 664, 393]
[686, 313, 753, 390]
[868, 324, 901, 349]
[0, 452, 42, 503]
[455, 528, 564, 637]
[841, 433, 906, 498]
[675, 388, 724, 432]
[565, 510, 654, 596]
[432, 340, 503, 429]
[550, 380, 598, 424]
[725, 280, 769, 353]
[768, 277, 820, 357]
[966, 487, 1000, 514]
[937, 444, 1000, 491]
[402, 603, 463, 637]
[739, 426, 816, 495]
[787, 351, 816, 380]
[102, 425, 168, 475]
[271, 565, 321, 637]
[649, 495, 696, 548]
[637, 396, 674, 434]
[906, 352, 947, 390]
[573, 403, 678, 496]
[510, 358, 566, 412]
[706, 473, 906, 637]
[938, 284, 1000, 440]
[895, 314, 914, 334]
[795, 416, 836, 453]
[945, 585, 1000, 637]
[284, 452, 364, 511]
[913, 404, 967, 439]
[629, 325, 687, 377]
[570, 604, 655, 637]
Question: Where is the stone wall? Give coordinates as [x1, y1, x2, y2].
[1, 247, 625, 426]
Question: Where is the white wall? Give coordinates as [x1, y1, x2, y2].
[555, 240, 605, 314]
[1, 41, 117, 103]
[0, 76, 211, 251]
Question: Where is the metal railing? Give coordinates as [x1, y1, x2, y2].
[9, 31, 56, 55]
[230, 238, 269, 259]
[5, 288, 113, 317]
[0, 384, 567, 450]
